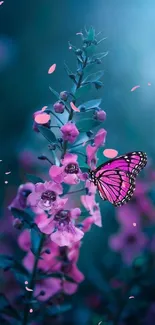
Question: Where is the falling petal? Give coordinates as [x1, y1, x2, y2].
[129, 296, 135, 299]
[148, 82, 151, 86]
[103, 149, 118, 159]
[70, 102, 80, 112]
[41, 106, 48, 111]
[131, 85, 140, 92]
[69, 46, 72, 50]
[0, 1, 4, 5]
[133, 222, 136, 227]
[34, 113, 50, 124]
[48, 63, 56, 74]
[26, 286, 33, 292]
[76, 32, 83, 36]
[5, 171, 11, 175]
[4, 181, 8, 184]
[25, 281, 28, 285]
[29, 309, 33, 313]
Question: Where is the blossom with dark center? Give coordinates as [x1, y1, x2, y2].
[49, 153, 86, 184]
[27, 181, 67, 214]
[9, 182, 34, 210]
[36, 207, 83, 247]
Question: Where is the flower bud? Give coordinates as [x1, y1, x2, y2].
[13, 218, 24, 230]
[94, 109, 106, 121]
[94, 81, 103, 89]
[76, 49, 82, 56]
[53, 101, 65, 114]
[60, 91, 68, 101]
[95, 58, 102, 64]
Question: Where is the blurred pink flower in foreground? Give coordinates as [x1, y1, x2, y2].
[49, 153, 86, 184]
[60, 122, 79, 143]
[109, 205, 147, 264]
[36, 208, 84, 247]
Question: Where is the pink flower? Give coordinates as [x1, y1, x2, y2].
[49, 153, 85, 184]
[18, 230, 31, 252]
[37, 208, 84, 247]
[27, 181, 67, 214]
[86, 128, 107, 167]
[81, 194, 102, 227]
[60, 122, 79, 143]
[33, 110, 50, 132]
[109, 210, 147, 265]
[9, 183, 34, 210]
[34, 278, 61, 301]
[94, 110, 106, 121]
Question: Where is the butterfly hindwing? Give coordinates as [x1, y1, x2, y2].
[90, 151, 147, 207]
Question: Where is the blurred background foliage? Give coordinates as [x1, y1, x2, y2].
[1, 0, 155, 324]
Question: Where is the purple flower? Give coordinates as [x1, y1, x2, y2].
[27, 181, 67, 214]
[9, 183, 34, 210]
[36, 208, 84, 247]
[53, 101, 65, 113]
[49, 153, 86, 184]
[94, 109, 106, 121]
[109, 207, 147, 264]
[86, 128, 107, 167]
[61, 122, 79, 143]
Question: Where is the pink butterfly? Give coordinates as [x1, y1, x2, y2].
[89, 151, 147, 207]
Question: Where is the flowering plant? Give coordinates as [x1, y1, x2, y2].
[0, 27, 108, 324]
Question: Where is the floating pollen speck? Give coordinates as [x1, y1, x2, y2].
[4, 181, 8, 184]
[29, 309, 33, 313]
[24, 281, 28, 285]
[129, 296, 135, 299]
[76, 32, 83, 36]
[5, 171, 11, 175]
[133, 222, 136, 227]
[0, 160, 2, 162]
[148, 82, 151, 86]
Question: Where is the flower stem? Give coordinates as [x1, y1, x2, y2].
[22, 233, 45, 325]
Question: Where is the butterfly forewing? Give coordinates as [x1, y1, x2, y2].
[91, 151, 147, 207]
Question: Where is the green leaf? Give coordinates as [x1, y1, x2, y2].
[92, 51, 109, 59]
[11, 208, 33, 224]
[0, 255, 13, 269]
[85, 44, 96, 56]
[75, 84, 91, 99]
[37, 272, 76, 283]
[78, 99, 102, 111]
[49, 86, 60, 99]
[46, 304, 72, 316]
[87, 26, 95, 41]
[26, 174, 44, 184]
[31, 228, 41, 256]
[38, 125, 56, 143]
[76, 118, 100, 132]
[83, 70, 104, 83]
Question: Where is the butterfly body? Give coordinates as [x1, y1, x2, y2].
[89, 151, 147, 207]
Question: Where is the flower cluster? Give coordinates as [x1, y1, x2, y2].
[5, 27, 108, 324]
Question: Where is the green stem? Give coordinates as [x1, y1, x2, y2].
[22, 233, 45, 325]
[62, 56, 87, 157]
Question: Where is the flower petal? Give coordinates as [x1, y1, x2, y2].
[48, 63, 56, 74]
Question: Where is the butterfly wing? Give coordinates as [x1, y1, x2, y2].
[95, 151, 147, 177]
[96, 169, 135, 206]
[92, 151, 147, 207]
